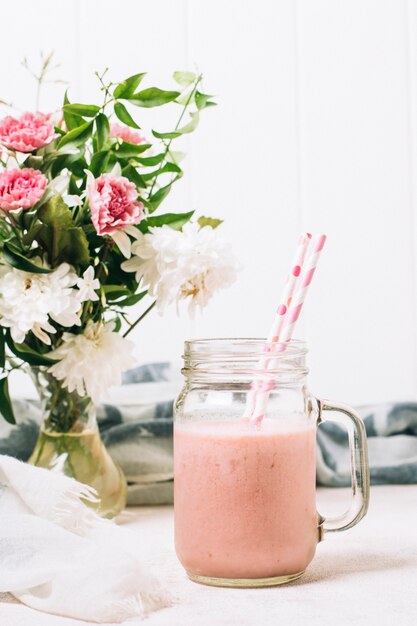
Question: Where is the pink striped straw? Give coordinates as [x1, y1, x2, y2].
[243, 232, 312, 418]
[249, 233, 327, 425]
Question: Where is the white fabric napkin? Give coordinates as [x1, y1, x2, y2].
[0, 455, 170, 623]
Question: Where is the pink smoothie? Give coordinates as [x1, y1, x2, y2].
[174, 419, 318, 580]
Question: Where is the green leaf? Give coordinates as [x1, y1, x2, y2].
[137, 196, 153, 211]
[166, 150, 186, 164]
[195, 91, 216, 110]
[58, 121, 94, 148]
[112, 316, 122, 333]
[103, 284, 131, 301]
[176, 88, 196, 106]
[37, 195, 90, 266]
[63, 90, 85, 130]
[63, 111, 85, 131]
[198, 216, 223, 229]
[103, 284, 130, 294]
[63, 103, 100, 117]
[50, 154, 69, 178]
[141, 211, 194, 232]
[21, 210, 37, 232]
[0, 329, 5, 369]
[50, 153, 88, 179]
[5, 332, 57, 366]
[113, 141, 151, 159]
[113, 73, 147, 99]
[69, 174, 81, 195]
[38, 194, 73, 227]
[90, 150, 109, 176]
[152, 113, 199, 140]
[114, 102, 140, 129]
[3, 244, 52, 274]
[122, 164, 148, 189]
[22, 221, 43, 247]
[115, 290, 147, 307]
[128, 88, 180, 108]
[95, 113, 110, 150]
[0, 377, 15, 424]
[59, 228, 90, 266]
[178, 111, 199, 134]
[148, 178, 180, 212]
[173, 71, 196, 86]
[54, 126, 66, 137]
[0, 219, 14, 243]
[152, 129, 182, 140]
[136, 153, 165, 166]
[23, 155, 44, 170]
[142, 162, 182, 182]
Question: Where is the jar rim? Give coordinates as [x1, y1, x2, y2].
[184, 337, 307, 358]
[182, 338, 309, 382]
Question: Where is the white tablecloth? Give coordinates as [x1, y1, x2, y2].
[1, 485, 417, 626]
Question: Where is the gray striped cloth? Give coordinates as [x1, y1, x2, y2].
[1, 363, 417, 504]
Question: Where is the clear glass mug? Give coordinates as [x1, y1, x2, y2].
[174, 339, 370, 588]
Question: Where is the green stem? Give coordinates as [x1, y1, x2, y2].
[96, 238, 113, 280]
[55, 435, 78, 478]
[34, 54, 52, 110]
[5, 357, 25, 372]
[32, 435, 46, 465]
[148, 74, 202, 199]
[0, 209, 18, 231]
[95, 70, 114, 113]
[50, 224, 58, 266]
[123, 301, 156, 338]
[0, 209, 21, 243]
[36, 80, 41, 110]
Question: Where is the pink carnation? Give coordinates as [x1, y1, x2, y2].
[0, 112, 58, 153]
[0, 168, 48, 211]
[87, 173, 144, 235]
[110, 122, 147, 146]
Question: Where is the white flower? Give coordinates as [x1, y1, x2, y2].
[121, 223, 238, 314]
[0, 263, 82, 345]
[76, 266, 100, 302]
[47, 321, 135, 402]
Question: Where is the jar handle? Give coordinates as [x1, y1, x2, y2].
[316, 399, 370, 534]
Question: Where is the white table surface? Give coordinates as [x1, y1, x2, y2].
[1, 485, 417, 626]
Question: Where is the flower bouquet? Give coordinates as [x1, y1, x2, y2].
[0, 65, 237, 517]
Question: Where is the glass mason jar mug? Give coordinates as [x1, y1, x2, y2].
[174, 339, 370, 588]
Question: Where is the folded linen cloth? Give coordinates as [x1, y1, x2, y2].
[0, 455, 170, 623]
[316, 403, 417, 486]
[1, 364, 417, 499]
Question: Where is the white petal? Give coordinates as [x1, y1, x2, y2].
[32, 324, 52, 345]
[112, 230, 132, 259]
[10, 327, 26, 344]
[50, 173, 70, 195]
[123, 224, 141, 239]
[110, 161, 122, 177]
[88, 289, 99, 302]
[120, 257, 142, 273]
[85, 170, 96, 193]
[46, 321, 135, 402]
[63, 194, 83, 207]
[83, 266, 95, 282]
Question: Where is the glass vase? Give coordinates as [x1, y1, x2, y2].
[28, 367, 127, 519]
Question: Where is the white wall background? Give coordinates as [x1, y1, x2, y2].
[1, 0, 416, 405]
